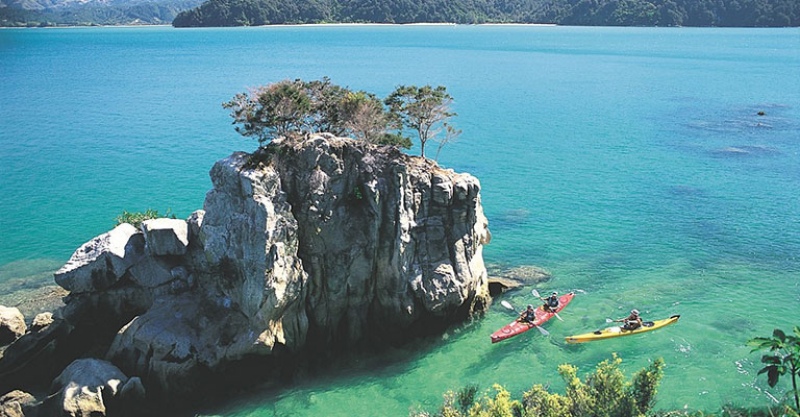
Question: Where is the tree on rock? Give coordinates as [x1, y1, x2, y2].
[224, 79, 313, 145]
[223, 78, 412, 149]
[385, 85, 460, 158]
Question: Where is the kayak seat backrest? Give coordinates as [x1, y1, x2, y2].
[643, 321, 655, 327]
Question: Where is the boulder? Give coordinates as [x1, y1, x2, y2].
[0, 306, 26, 346]
[0, 314, 73, 395]
[0, 390, 36, 417]
[54, 223, 144, 294]
[31, 312, 54, 332]
[42, 358, 139, 417]
[141, 218, 189, 256]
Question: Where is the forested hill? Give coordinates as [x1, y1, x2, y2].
[172, 0, 799, 27]
[0, 0, 202, 26]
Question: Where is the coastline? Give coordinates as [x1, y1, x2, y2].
[1, 22, 563, 29]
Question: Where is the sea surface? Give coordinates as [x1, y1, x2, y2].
[1, 25, 799, 415]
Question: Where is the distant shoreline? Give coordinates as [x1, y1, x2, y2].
[1, 22, 564, 29]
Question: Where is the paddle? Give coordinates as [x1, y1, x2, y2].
[532, 289, 564, 321]
[500, 300, 549, 336]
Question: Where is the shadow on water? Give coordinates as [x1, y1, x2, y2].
[196, 318, 483, 416]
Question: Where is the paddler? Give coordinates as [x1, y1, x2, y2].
[540, 291, 560, 313]
[614, 309, 643, 330]
[518, 304, 536, 323]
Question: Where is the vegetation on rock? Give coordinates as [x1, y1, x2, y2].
[385, 85, 460, 159]
[224, 78, 458, 158]
[115, 208, 176, 228]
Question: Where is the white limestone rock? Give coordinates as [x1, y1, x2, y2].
[141, 218, 189, 256]
[0, 306, 26, 346]
[54, 223, 144, 293]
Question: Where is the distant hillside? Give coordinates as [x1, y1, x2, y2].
[0, 0, 202, 26]
[172, 0, 799, 27]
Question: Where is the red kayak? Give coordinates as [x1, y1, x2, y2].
[490, 292, 575, 343]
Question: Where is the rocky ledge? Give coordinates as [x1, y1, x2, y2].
[0, 134, 492, 416]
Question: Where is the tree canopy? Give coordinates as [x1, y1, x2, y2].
[224, 78, 457, 158]
[385, 85, 460, 159]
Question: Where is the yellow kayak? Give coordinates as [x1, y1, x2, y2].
[565, 315, 680, 344]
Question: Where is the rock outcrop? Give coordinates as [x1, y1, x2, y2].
[0, 134, 491, 412]
[0, 306, 26, 346]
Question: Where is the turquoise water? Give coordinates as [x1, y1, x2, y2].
[1, 25, 799, 415]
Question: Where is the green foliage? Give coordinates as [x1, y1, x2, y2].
[222, 78, 449, 155]
[416, 355, 665, 417]
[748, 326, 800, 411]
[167, 0, 800, 28]
[468, 384, 523, 417]
[224, 78, 407, 147]
[115, 208, 176, 228]
[385, 85, 459, 158]
[630, 357, 665, 415]
[374, 132, 413, 149]
[457, 384, 479, 414]
[521, 384, 570, 417]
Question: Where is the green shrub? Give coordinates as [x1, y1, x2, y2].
[115, 208, 176, 228]
[468, 384, 523, 417]
[412, 355, 665, 417]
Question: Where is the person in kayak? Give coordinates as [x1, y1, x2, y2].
[540, 291, 560, 312]
[518, 304, 537, 323]
[615, 309, 643, 330]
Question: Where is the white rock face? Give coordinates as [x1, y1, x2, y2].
[54, 223, 144, 293]
[141, 218, 189, 256]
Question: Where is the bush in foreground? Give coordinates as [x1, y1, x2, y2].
[413, 354, 664, 417]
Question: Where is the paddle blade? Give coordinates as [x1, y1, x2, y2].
[501, 300, 515, 311]
[606, 318, 614, 323]
[531, 289, 540, 298]
[535, 325, 550, 336]
[554, 312, 564, 321]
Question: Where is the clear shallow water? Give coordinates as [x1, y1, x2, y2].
[1, 25, 799, 415]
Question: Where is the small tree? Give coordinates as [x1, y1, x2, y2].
[748, 326, 800, 411]
[223, 79, 313, 145]
[224, 78, 409, 148]
[385, 85, 458, 158]
[340, 90, 389, 142]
